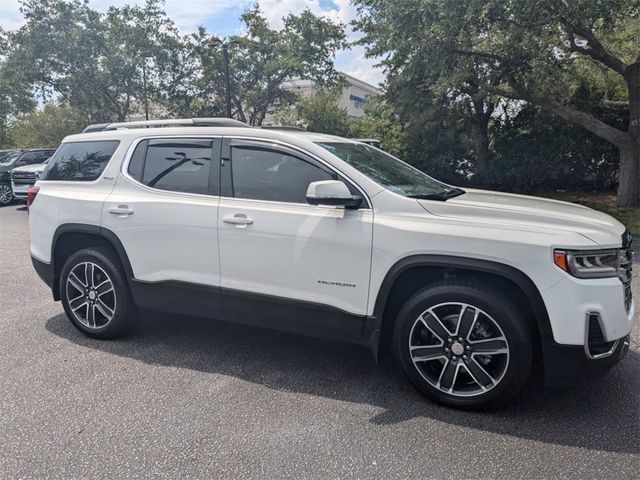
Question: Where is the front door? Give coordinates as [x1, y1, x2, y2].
[217, 138, 373, 339]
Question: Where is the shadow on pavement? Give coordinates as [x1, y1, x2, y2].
[45, 310, 639, 455]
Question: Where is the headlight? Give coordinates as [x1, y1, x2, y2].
[553, 249, 620, 278]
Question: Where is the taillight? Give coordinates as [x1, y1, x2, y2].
[27, 186, 39, 208]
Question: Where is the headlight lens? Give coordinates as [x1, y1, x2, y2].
[554, 249, 620, 278]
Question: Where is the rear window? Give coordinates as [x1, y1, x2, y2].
[41, 141, 119, 181]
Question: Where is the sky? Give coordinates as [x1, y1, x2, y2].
[0, 0, 385, 86]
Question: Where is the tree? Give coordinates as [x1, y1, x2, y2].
[348, 96, 408, 158]
[5, 0, 186, 122]
[0, 28, 36, 147]
[8, 103, 88, 148]
[276, 88, 351, 135]
[355, 0, 640, 206]
[159, 7, 347, 125]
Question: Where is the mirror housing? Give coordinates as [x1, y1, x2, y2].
[306, 180, 362, 208]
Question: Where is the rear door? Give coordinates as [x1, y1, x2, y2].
[102, 136, 222, 315]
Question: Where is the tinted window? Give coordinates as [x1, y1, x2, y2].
[17, 152, 41, 166]
[42, 141, 119, 181]
[141, 139, 213, 195]
[127, 140, 148, 182]
[37, 150, 55, 162]
[0, 150, 21, 166]
[230, 146, 333, 203]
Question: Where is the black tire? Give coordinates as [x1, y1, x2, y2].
[393, 281, 532, 409]
[59, 247, 136, 339]
[0, 183, 13, 206]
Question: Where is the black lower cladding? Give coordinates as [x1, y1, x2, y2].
[543, 336, 629, 386]
[31, 255, 54, 289]
[130, 279, 371, 345]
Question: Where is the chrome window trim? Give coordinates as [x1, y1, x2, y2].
[119, 134, 372, 209]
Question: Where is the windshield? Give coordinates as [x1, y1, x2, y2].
[0, 150, 21, 166]
[316, 142, 462, 199]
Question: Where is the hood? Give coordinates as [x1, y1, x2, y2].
[418, 188, 626, 247]
[11, 163, 47, 174]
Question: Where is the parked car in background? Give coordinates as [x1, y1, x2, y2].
[0, 149, 56, 205]
[11, 159, 51, 202]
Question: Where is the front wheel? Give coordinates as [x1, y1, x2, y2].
[393, 281, 533, 409]
[59, 247, 136, 339]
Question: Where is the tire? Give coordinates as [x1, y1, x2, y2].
[393, 281, 532, 409]
[0, 183, 13, 206]
[59, 247, 136, 339]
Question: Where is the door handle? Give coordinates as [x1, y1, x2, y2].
[108, 205, 134, 217]
[223, 214, 253, 227]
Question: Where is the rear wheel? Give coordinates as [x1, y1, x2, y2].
[59, 247, 136, 338]
[0, 183, 13, 206]
[393, 281, 532, 409]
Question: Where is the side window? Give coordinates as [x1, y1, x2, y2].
[16, 152, 38, 166]
[41, 141, 119, 181]
[230, 146, 333, 203]
[38, 151, 54, 163]
[140, 138, 213, 195]
[127, 139, 148, 182]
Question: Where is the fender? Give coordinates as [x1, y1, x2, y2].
[366, 254, 554, 359]
[50, 223, 135, 299]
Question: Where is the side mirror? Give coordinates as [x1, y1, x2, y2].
[306, 180, 362, 208]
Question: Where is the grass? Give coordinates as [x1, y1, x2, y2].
[533, 190, 640, 236]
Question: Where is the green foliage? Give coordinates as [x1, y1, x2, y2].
[354, 0, 640, 206]
[276, 88, 350, 136]
[7, 103, 88, 148]
[348, 96, 407, 158]
[5, 0, 185, 122]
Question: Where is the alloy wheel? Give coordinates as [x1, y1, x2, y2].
[408, 302, 510, 398]
[0, 184, 12, 205]
[66, 262, 116, 329]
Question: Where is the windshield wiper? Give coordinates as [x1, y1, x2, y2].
[408, 188, 465, 201]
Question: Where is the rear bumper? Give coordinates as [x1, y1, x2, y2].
[31, 255, 54, 290]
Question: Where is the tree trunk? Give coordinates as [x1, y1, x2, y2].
[617, 138, 640, 208]
[472, 116, 490, 176]
[619, 63, 640, 207]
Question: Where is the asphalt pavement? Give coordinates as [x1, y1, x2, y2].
[0, 204, 638, 479]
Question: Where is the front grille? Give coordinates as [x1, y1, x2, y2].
[620, 231, 633, 313]
[11, 172, 36, 185]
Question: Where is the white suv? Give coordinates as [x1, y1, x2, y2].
[28, 118, 634, 408]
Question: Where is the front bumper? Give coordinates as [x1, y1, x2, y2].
[11, 181, 32, 199]
[541, 274, 635, 345]
[543, 335, 630, 386]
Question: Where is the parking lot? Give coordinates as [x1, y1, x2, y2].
[0, 204, 638, 479]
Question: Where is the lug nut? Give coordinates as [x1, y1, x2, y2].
[458, 337, 463, 342]
[445, 348, 449, 352]
[448, 338, 453, 343]
[452, 356, 457, 361]
[463, 355, 467, 359]
[466, 345, 471, 350]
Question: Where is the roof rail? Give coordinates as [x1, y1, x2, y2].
[82, 118, 249, 133]
[261, 125, 307, 132]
